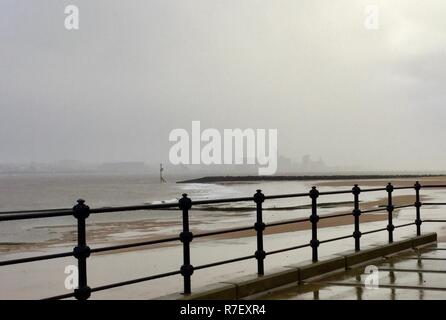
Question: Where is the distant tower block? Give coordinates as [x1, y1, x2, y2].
[160, 163, 167, 183]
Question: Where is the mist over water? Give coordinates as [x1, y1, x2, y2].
[1, 1, 446, 171]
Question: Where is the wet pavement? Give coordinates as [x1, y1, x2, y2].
[251, 243, 446, 300]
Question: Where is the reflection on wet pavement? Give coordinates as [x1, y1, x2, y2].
[252, 243, 446, 300]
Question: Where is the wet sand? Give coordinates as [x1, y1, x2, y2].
[0, 193, 424, 256]
[79, 194, 426, 254]
[318, 176, 446, 188]
[208, 194, 420, 240]
[44, 193, 421, 259]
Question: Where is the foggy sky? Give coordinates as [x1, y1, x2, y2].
[1, 0, 446, 171]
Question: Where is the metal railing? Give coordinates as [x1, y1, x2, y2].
[1, 181, 446, 300]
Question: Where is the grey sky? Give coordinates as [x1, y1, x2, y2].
[1, 0, 446, 171]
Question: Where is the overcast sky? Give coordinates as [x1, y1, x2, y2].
[1, 0, 445, 171]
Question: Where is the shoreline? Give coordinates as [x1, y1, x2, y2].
[177, 174, 446, 184]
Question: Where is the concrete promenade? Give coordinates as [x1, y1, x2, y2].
[160, 233, 440, 300]
[250, 242, 446, 300]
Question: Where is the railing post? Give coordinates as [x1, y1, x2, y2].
[179, 193, 193, 294]
[386, 183, 395, 243]
[72, 199, 91, 300]
[352, 184, 361, 251]
[414, 181, 422, 236]
[253, 189, 266, 275]
[309, 186, 320, 262]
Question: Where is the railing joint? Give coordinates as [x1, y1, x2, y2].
[74, 286, 91, 301]
[254, 222, 266, 232]
[180, 265, 194, 277]
[73, 245, 91, 259]
[255, 250, 266, 261]
[253, 189, 265, 204]
[179, 231, 194, 243]
[310, 239, 320, 248]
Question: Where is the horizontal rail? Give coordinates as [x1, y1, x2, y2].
[0, 251, 73, 267]
[0, 237, 181, 267]
[0, 211, 74, 221]
[90, 270, 181, 293]
[361, 227, 388, 236]
[43, 292, 76, 300]
[90, 236, 180, 254]
[361, 207, 388, 214]
[361, 222, 414, 237]
[318, 212, 351, 220]
[394, 204, 415, 209]
[420, 185, 446, 188]
[319, 187, 384, 195]
[265, 217, 309, 228]
[193, 226, 254, 238]
[194, 255, 255, 270]
[264, 192, 311, 200]
[361, 203, 414, 215]
[389, 186, 417, 190]
[266, 243, 311, 256]
[45, 270, 182, 299]
[394, 222, 416, 228]
[0, 208, 71, 215]
[319, 234, 353, 244]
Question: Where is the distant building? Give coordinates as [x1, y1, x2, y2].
[299, 155, 327, 172]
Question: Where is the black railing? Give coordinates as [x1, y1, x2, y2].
[1, 181, 446, 300]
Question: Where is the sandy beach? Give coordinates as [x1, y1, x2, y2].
[84, 177, 445, 255]
[0, 194, 423, 256]
[208, 194, 420, 240]
[318, 176, 446, 188]
[2, 177, 440, 255]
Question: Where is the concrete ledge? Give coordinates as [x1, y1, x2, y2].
[342, 239, 413, 267]
[286, 255, 346, 283]
[154, 233, 437, 300]
[412, 233, 437, 248]
[222, 267, 300, 299]
[341, 233, 436, 268]
[156, 282, 237, 300]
